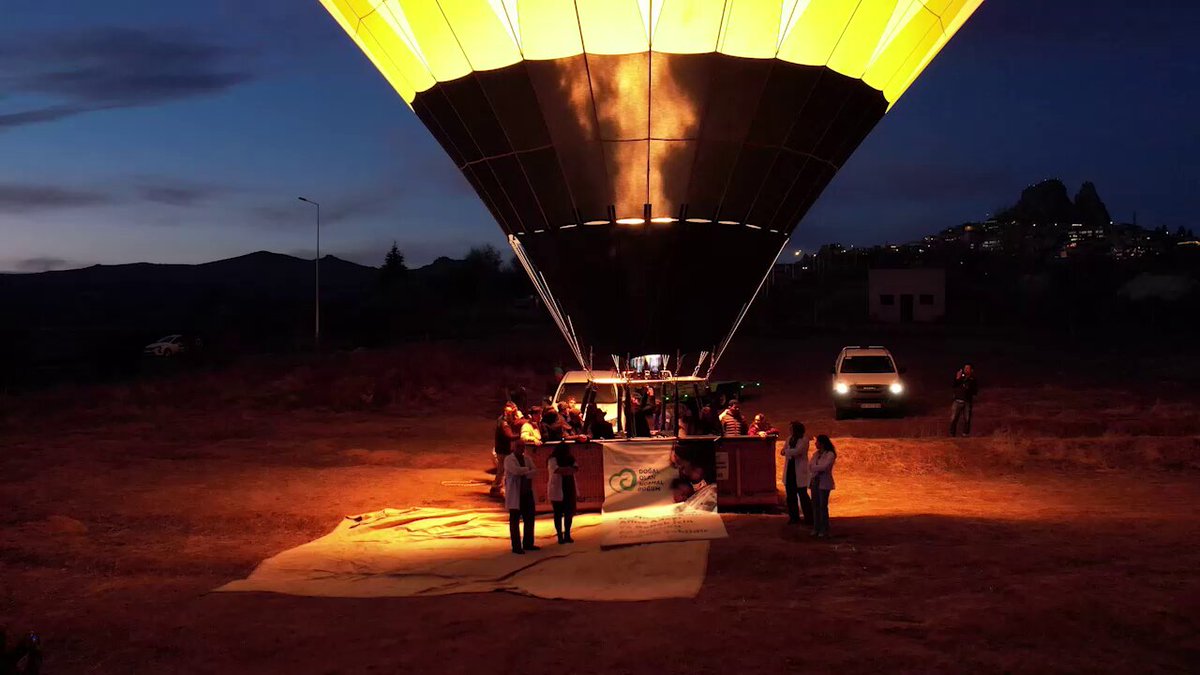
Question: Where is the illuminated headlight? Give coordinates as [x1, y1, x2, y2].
[834, 382, 850, 395]
[889, 382, 904, 395]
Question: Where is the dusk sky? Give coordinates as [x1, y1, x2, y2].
[1, 0, 1195, 272]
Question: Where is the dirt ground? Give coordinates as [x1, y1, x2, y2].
[1, 336, 1199, 673]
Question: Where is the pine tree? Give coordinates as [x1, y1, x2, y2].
[381, 242, 407, 285]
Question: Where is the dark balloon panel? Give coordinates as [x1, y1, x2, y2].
[410, 53, 887, 354]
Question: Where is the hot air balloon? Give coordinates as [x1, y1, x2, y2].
[320, 0, 982, 372]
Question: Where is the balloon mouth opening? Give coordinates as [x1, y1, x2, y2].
[615, 218, 645, 225]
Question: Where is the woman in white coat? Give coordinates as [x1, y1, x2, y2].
[808, 434, 837, 538]
[546, 443, 579, 544]
[780, 421, 813, 525]
[504, 439, 539, 554]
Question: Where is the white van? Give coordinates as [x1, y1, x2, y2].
[552, 370, 621, 423]
[831, 346, 907, 419]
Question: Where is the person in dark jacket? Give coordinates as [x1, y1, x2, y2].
[696, 404, 719, 435]
[559, 401, 584, 436]
[585, 404, 615, 439]
[632, 388, 657, 437]
[540, 407, 568, 442]
[950, 364, 979, 437]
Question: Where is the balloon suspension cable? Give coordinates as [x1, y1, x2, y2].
[508, 235, 587, 370]
[707, 237, 790, 379]
[691, 351, 710, 379]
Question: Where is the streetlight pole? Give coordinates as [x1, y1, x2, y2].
[298, 197, 320, 349]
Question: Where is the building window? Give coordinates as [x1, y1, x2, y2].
[880, 294, 895, 306]
[919, 294, 934, 305]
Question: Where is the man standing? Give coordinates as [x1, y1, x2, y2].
[719, 400, 747, 436]
[950, 364, 978, 437]
[504, 428, 540, 554]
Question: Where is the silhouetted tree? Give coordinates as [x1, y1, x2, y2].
[381, 242, 407, 283]
[465, 245, 503, 273]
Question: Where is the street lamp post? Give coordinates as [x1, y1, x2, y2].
[298, 197, 320, 349]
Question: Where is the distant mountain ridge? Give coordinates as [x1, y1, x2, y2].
[0, 251, 384, 337]
[2, 250, 375, 281]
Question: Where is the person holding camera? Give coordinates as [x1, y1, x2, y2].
[950, 364, 979, 437]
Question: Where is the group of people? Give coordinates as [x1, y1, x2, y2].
[780, 422, 838, 538]
[643, 391, 782, 439]
[488, 362, 983, 550]
[493, 400, 587, 554]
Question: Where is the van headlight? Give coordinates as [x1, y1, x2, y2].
[889, 382, 904, 395]
[834, 382, 849, 395]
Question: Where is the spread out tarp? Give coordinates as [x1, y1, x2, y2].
[216, 507, 710, 601]
[600, 441, 728, 547]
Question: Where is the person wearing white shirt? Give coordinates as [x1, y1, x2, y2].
[780, 421, 813, 525]
[808, 434, 837, 538]
[546, 443, 579, 544]
[503, 439, 539, 554]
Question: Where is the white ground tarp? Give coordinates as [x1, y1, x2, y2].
[600, 441, 728, 547]
[216, 507, 711, 601]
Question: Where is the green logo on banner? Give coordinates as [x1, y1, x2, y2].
[609, 468, 637, 493]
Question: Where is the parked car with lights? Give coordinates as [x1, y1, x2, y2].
[830, 346, 907, 419]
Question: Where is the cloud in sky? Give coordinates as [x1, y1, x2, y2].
[0, 184, 111, 213]
[0, 179, 238, 214]
[0, 27, 253, 131]
[137, 183, 224, 207]
[6, 256, 81, 273]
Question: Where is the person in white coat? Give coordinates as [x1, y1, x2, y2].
[504, 439, 539, 554]
[546, 443, 579, 544]
[808, 434, 837, 538]
[780, 421, 813, 525]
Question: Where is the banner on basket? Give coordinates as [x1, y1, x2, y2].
[599, 441, 727, 547]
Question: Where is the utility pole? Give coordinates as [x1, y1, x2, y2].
[298, 197, 320, 348]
